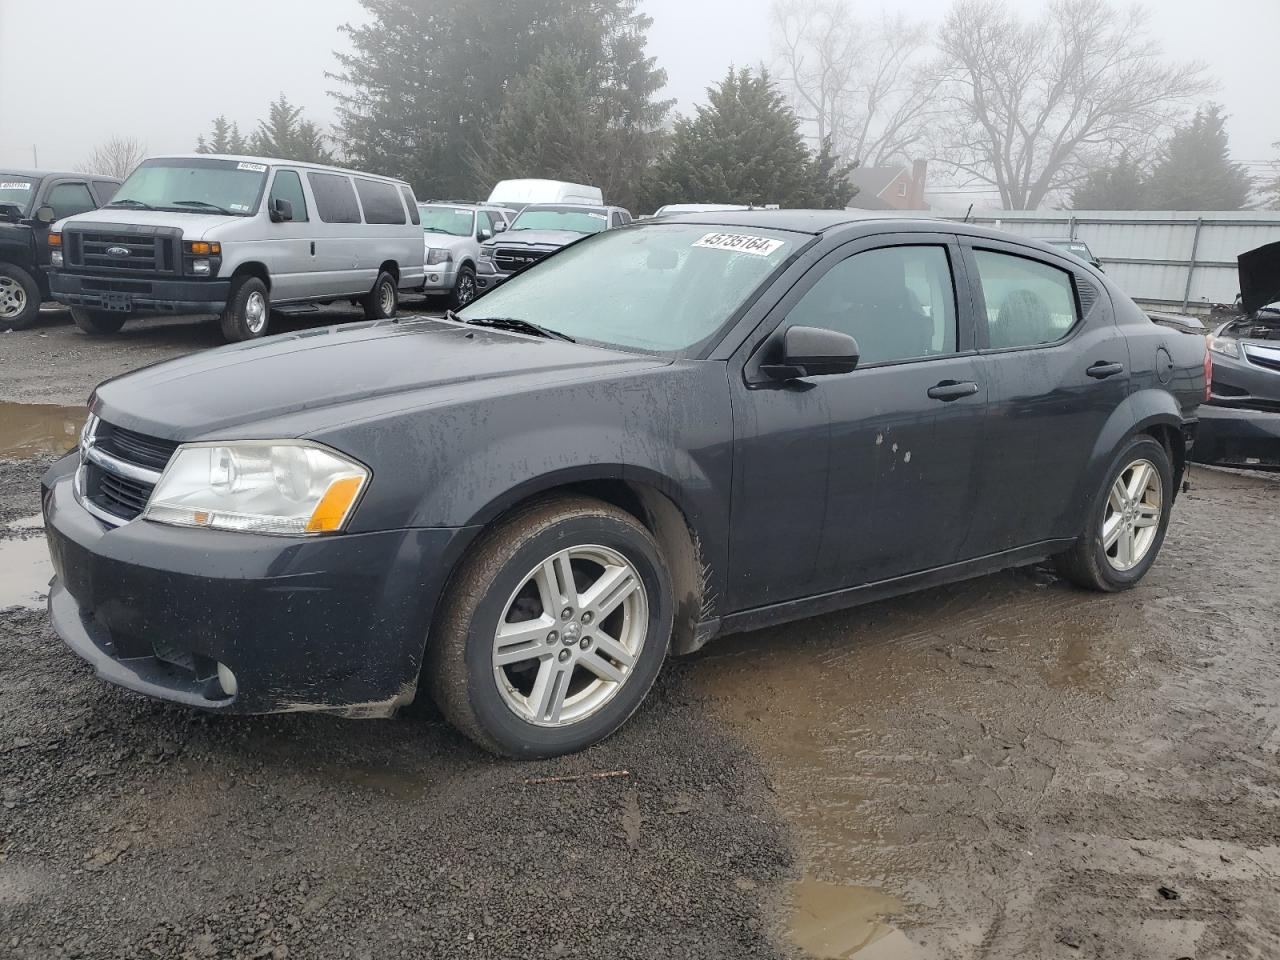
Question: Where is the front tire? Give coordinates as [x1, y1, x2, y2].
[71, 307, 128, 335]
[430, 496, 673, 758]
[0, 262, 41, 330]
[450, 265, 476, 309]
[362, 270, 398, 320]
[1054, 434, 1173, 592]
[220, 276, 270, 342]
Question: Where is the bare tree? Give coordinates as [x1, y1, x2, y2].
[935, 0, 1208, 209]
[771, 0, 936, 166]
[79, 137, 147, 179]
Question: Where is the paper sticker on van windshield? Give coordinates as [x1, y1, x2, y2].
[236, 162, 268, 173]
[693, 233, 784, 256]
[0, 182, 32, 190]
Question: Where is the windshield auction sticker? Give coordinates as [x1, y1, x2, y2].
[236, 162, 268, 172]
[0, 182, 32, 190]
[693, 233, 784, 256]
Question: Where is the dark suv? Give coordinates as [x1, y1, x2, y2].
[0, 171, 120, 329]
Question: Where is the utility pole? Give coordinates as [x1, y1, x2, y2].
[32, 144, 38, 167]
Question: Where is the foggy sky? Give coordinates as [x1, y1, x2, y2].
[1, 0, 1275, 181]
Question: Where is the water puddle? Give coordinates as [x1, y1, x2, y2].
[790, 879, 914, 958]
[0, 518, 53, 610]
[0, 402, 86, 459]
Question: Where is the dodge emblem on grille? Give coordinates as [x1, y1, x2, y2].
[106, 245, 131, 257]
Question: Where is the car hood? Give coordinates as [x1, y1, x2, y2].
[485, 229, 588, 249]
[55, 207, 241, 239]
[91, 317, 664, 439]
[421, 233, 472, 252]
[1239, 240, 1280, 315]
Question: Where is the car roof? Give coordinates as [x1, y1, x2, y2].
[145, 154, 411, 187]
[0, 169, 120, 182]
[518, 203, 620, 213]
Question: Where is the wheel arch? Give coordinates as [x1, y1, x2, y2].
[229, 260, 271, 292]
[378, 260, 400, 282]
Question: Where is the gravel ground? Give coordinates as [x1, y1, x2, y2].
[2, 311, 1279, 959]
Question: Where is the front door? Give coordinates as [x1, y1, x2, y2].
[728, 235, 987, 611]
[262, 169, 315, 303]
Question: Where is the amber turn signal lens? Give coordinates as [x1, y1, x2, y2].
[48, 233, 62, 247]
[305, 476, 365, 533]
[187, 241, 221, 256]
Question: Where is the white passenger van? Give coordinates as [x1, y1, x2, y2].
[486, 179, 603, 210]
[47, 154, 425, 342]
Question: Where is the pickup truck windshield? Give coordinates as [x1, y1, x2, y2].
[510, 207, 609, 234]
[108, 158, 267, 217]
[420, 206, 475, 236]
[458, 222, 797, 355]
[0, 177, 37, 214]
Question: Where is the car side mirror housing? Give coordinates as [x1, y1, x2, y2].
[761, 325, 860, 381]
[34, 205, 56, 224]
[478, 228, 493, 241]
[494, 222, 507, 233]
[269, 198, 294, 223]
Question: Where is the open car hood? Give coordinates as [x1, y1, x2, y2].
[1239, 240, 1280, 315]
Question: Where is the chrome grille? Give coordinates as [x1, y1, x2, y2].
[76, 416, 175, 526]
[494, 247, 550, 272]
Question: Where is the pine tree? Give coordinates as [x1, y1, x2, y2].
[195, 115, 248, 155]
[1143, 105, 1253, 211]
[646, 68, 856, 209]
[250, 95, 335, 165]
[331, 0, 670, 201]
[1071, 153, 1149, 209]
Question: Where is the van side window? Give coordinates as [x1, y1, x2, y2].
[354, 178, 406, 225]
[788, 245, 958, 365]
[269, 170, 308, 223]
[307, 173, 361, 224]
[46, 182, 97, 220]
[400, 186, 420, 225]
[974, 250, 1080, 349]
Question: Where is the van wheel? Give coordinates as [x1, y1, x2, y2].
[450, 266, 476, 309]
[0, 263, 41, 330]
[429, 496, 673, 758]
[362, 271, 398, 320]
[1054, 434, 1173, 592]
[71, 307, 128, 335]
[220, 276, 270, 342]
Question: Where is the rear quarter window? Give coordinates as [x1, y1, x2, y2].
[400, 186, 420, 225]
[355, 178, 406, 225]
[307, 172, 362, 224]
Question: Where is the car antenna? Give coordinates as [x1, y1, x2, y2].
[963, 203, 973, 224]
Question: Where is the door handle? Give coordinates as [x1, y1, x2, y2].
[310, 241, 316, 256]
[927, 380, 980, 401]
[1086, 361, 1124, 379]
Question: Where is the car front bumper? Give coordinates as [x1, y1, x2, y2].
[1192, 403, 1280, 467]
[41, 454, 476, 716]
[49, 272, 231, 315]
[421, 262, 459, 292]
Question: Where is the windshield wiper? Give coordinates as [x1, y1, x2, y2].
[453, 313, 575, 342]
[172, 200, 234, 215]
[107, 198, 155, 210]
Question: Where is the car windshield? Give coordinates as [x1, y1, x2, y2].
[510, 206, 609, 234]
[458, 222, 798, 355]
[0, 177, 37, 214]
[420, 205, 475, 236]
[108, 158, 267, 216]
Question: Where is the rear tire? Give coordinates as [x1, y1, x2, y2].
[219, 276, 270, 342]
[71, 307, 128, 335]
[1054, 434, 1173, 592]
[429, 496, 673, 758]
[362, 270, 398, 320]
[0, 262, 41, 330]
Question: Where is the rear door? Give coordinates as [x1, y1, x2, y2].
[959, 239, 1128, 554]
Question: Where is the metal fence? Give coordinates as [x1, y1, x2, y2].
[941, 210, 1280, 314]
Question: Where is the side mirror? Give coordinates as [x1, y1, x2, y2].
[269, 198, 294, 223]
[761, 325, 860, 381]
[34, 205, 56, 224]
[494, 222, 507, 233]
[478, 228, 493, 241]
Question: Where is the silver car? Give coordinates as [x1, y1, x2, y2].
[476, 203, 632, 291]
[418, 202, 513, 308]
[47, 154, 426, 342]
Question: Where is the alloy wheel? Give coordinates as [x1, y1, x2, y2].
[0, 277, 26, 320]
[492, 544, 648, 727]
[1102, 458, 1162, 571]
[245, 291, 267, 334]
[456, 274, 475, 305]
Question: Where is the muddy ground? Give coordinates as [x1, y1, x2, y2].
[2, 308, 1279, 959]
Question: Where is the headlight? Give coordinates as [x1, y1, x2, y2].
[426, 248, 452, 266]
[142, 441, 369, 535]
[51, 250, 63, 267]
[479, 247, 494, 260]
[191, 258, 211, 275]
[1206, 334, 1239, 359]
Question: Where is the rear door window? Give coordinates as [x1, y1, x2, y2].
[354, 178, 406, 224]
[307, 172, 362, 224]
[46, 181, 97, 220]
[973, 250, 1080, 349]
[269, 170, 309, 222]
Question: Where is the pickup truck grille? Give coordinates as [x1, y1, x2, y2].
[494, 247, 551, 272]
[64, 225, 180, 276]
[77, 418, 179, 525]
